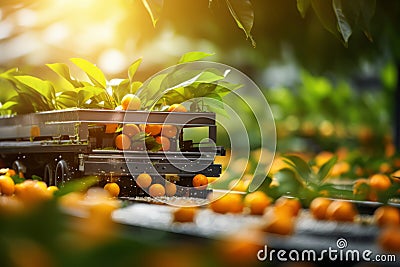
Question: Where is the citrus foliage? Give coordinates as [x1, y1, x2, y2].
[0, 52, 239, 116]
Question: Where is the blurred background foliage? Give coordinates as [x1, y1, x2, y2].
[0, 0, 399, 153]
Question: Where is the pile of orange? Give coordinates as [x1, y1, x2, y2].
[113, 96, 187, 152]
[135, 173, 177, 197]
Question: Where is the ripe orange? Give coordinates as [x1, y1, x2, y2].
[219, 230, 264, 267]
[167, 104, 187, 112]
[155, 136, 170, 151]
[165, 181, 177, 197]
[261, 207, 295, 235]
[145, 124, 162, 136]
[121, 94, 141, 111]
[5, 169, 16, 177]
[274, 197, 302, 217]
[136, 173, 152, 189]
[122, 124, 141, 137]
[148, 184, 165, 197]
[104, 182, 120, 197]
[30, 125, 40, 137]
[0, 195, 24, 215]
[315, 151, 334, 167]
[228, 179, 248, 192]
[14, 180, 52, 204]
[378, 227, 400, 253]
[192, 174, 208, 190]
[173, 207, 198, 223]
[115, 134, 131, 150]
[104, 123, 118, 134]
[209, 193, 243, 214]
[243, 191, 272, 215]
[369, 174, 392, 191]
[47, 186, 59, 194]
[374, 206, 400, 227]
[326, 200, 357, 222]
[309, 197, 332, 220]
[0, 175, 15, 196]
[161, 125, 178, 138]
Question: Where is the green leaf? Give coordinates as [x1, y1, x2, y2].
[311, 0, 345, 45]
[128, 58, 142, 83]
[56, 91, 78, 109]
[14, 75, 56, 107]
[297, 0, 311, 18]
[145, 135, 162, 152]
[54, 176, 99, 197]
[178, 51, 215, 64]
[137, 73, 168, 109]
[10, 174, 25, 184]
[282, 155, 313, 182]
[130, 81, 142, 94]
[141, 0, 164, 27]
[77, 86, 106, 107]
[357, 0, 375, 41]
[225, 0, 256, 47]
[70, 58, 107, 89]
[317, 155, 338, 182]
[46, 63, 81, 88]
[0, 77, 17, 103]
[333, 0, 352, 43]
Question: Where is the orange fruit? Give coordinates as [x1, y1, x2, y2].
[145, 124, 162, 136]
[219, 231, 263, 266]
[326, 200, 357, 222]
[165, 181, 177, 197]
[378, 227, 400, 253]
[155, 136, 170, 151]
[369, 173, 392, 191]
[122, 124, 141, 137]
[374, 206, 400, 227]
[173, 207, 198, 223]
[309, 197, 332, 220]
[148, 184, 165, 197]
[379, 162, 392, 174]
[115, 134, 131, 150]
[47, 186, 59, 194]
[228, 179, 248, 192]
[121, 94, 141, 111]
[104, 182, 120, 197]
[104, 123, 118, 134]
[261, 207, 295, 235]
[209, 193, 243, 214]
[315, 151, 334, 167]
[167, 104, 187, 112]
[161, 125, 178, 138]
[243, 191, 272, 215]
[0, 195, 24, 215]
[274, 197, 302, 217]
[0, 175, 15, 196]
[14, 180, 51, 204]
[5, 169, 16, 177]
[192, 174, 208, 190]
[136, 173, 152, 189]
[30, 125, 40, 137]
